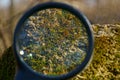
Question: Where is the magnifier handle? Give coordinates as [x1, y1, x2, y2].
[15, 69, 63, 80]
[14, 69, 43, 80]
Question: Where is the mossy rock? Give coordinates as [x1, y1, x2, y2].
[71, 25, 120, 80]
[0, 24, 120, 80]
[72, 36, 120, 80]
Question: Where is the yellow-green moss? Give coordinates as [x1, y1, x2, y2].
[71, 25, 120, 80]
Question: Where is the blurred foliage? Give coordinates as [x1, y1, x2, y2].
[0, 47, 16, 80]
[0, 24, 120, 80]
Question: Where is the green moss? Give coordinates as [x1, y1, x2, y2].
[0, 24, 120, 79]
[18, 8, 87, 75]
[71, 25, 120, 80]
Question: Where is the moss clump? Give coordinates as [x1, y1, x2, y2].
[71, 24, 120, 80]
[0, 24, 120, 80]
[0, 47, 16, 80]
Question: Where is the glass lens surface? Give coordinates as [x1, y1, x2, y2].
[16, 8, 88, 76]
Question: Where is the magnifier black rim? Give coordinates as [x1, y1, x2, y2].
[13, 2, 94, 80]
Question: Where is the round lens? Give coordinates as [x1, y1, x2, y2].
[14, 3, 94, 80]
[16, 8, 88, 76]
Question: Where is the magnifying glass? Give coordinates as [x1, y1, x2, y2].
[13, 2, 94, 80]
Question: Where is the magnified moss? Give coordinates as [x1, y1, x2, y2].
[0, 24, 120, 80]
[17, 8, 88, 75]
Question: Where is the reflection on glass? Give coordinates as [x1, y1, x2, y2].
[17, 8, 88, 76]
